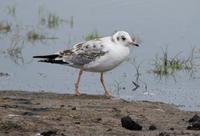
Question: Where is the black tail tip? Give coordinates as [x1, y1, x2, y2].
[33, 54, 59, 59]
[33, 56, 40, 58]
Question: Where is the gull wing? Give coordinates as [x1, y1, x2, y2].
[61, 39, 108, 66]
[33, 38, 109, 66]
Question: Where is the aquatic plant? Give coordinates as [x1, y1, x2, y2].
[38, 7, 74, 29]
[0, 72, 10, 77]
[4, 44, 24, 64]
[152, 48, 195, 76]
[39, 13, 61, 29]
[47, 13, 60, 28]
[0, 22, 11, 33]
[69, 16, 74, 28]
[27, 30, 57, 41]
[84, 31, 100, 41]
[7, 5, 16, 16]
[27, 31, 46, 41]
[112, 80, 125, 96]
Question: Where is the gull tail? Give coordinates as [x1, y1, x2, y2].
[33, 54, 69, 64]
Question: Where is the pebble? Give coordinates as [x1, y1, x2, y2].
[121, 116, 142, 130]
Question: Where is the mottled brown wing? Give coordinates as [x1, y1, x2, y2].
[61, 40, 108, 66]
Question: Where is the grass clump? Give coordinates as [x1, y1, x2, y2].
[0, 44, 24, 64]
[27, 31, 46, 41]
[47, 13, 60, 28]
[7, 5, 16, 17]
[27, 30, 57, 41]
[0, 22, 11, 33]
[40, 13, 61, 29]
[84, 31, 100, 41]
[152, 48, 195, 76]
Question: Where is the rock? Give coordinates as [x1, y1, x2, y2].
[74, 121, 80, 124]
[106, 128, 112, 131]
[95, 117, 102, 122]
[71, 107, 76, 110]
[159, 132, 170, 136]
[187, 114, 200, 130]
[149, 125, 157, 130]
[40, 130, 57, 136]
[188, 114, 200, 123]
[121, 116, 142, 130]
[21, 112, 36, 116]
[187, 122, 200, 130]
[60, 105, 65, 108]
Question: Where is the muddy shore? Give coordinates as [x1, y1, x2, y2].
[0, 90, 199, 136]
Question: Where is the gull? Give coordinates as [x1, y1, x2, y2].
[33, 31, 139, 96]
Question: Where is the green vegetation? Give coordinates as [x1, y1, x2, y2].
[40, 13, 61, 29]
[6, 45, 24, 64]
[84, 31, 100, 41]
[47, 13, 60, 28]
[27, 30, 57, 41]
[152, 48, 195, 76]
[38, 7, 74, 29]
[0, 22, 11, 33]
[7, 5, 16, 16]
[27, 31, 46, 41]
[0, 43, 24, 64]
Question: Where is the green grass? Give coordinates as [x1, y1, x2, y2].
[7, 5, 16, 17]
[27, 31, 46, 41]
[0, 22, 11, 33]
[0, 43, 25, 64]
[84, 31, 100, 41]
[47, 13, 60, 28]
[152, 48, 195, 76]
[40, 13, 61, 29]
[27, 30, 57, 41]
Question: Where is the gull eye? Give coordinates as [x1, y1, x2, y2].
[121, 36, 126, 41]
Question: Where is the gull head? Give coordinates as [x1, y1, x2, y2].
[112, 31, 139, 47]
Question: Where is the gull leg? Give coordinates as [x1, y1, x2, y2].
[74, 67, 83, 96]
[100, 72, 110, 96]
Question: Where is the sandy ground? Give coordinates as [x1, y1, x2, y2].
[0, 90, 200, 136]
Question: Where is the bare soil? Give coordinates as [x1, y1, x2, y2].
[0, 90, 200, 136]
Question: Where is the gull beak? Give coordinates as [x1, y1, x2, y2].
[129, 41, 139, 47]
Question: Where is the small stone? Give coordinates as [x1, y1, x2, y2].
[22, 112, 35, 116]
[149, 125, 157, 130]
[121, 116, 142, 130]
[159, 132, 170, 136]
[96, 118, 102, 122]
[60, 105, 65, 108]
[71, 107, 76, 110]
[40, 130, 57, 136]
[74, 121, 80, 124]
[169, 127, 174, 130]
[35, 102, 40, 105]
[106, 128, 112, 131]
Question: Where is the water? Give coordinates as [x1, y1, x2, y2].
[0, 0, 200, 111]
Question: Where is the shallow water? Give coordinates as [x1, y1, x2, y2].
[0, 0, 200, 111]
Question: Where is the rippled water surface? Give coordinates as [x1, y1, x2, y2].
[0, 0, 200, 111]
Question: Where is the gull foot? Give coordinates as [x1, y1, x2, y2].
[104, 90, 110, 97]
[75, 90, 80, 96]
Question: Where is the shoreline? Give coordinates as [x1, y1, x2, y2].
[0, 90, 199, 136]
